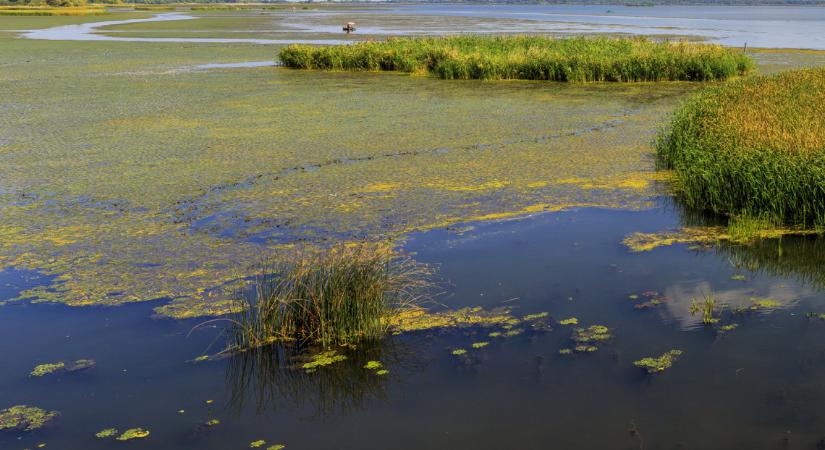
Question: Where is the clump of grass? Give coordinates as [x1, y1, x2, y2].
[657, 67, 825, 227]
[279, 35, 753, 82]
[689, 291, 718, 324]
[633, 349, 683, 374]
[224, 243, 433, 350]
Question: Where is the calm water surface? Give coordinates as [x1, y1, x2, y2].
[4, 207, 825, 449]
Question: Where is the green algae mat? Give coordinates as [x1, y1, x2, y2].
[0, 12, 823, 319]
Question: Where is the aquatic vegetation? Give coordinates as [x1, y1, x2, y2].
[471, 342, 489, 349]
[204, 419, 220, 427]
[570, 325, 611, 352]
[623, 225, 818, 252]
[116, 428, 150, 441]
[250, 440, 266, 448]
[558, 348, 573, 355]
[30, 359, 96, 377]
[657, 67, 825, 227]
[451, 349, 467, 356]
[0, 29, 691, 319]
[223, 244, 433, 350]
[363, 361, 383, 370]
[690, 292, 718, 324]
[30, 362, 65, 377]
[488, 331, 502, 338]
[806, 312, 825, 321]
[558, 317, 578, 326]
[387, 306, 516, 333]
[503, 329, 524, 337]
[374, 369, 389, 376]
[522, 312, 549, 321]
[301, 350, 347, 372]
[0, 405, 59, 432]
[717, 323, 739, 334]
[633, 350, 683, 374]
[731, 274, 746, 281]
[95, 428, 118, 439]
[280, 36, 752, 82]
[746, 297, 782, 310]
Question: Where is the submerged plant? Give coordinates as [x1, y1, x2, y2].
[633, 350, 683, 374]
[0, 405, 59, 432]
[220, 243, 433, 351]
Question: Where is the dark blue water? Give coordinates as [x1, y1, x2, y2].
[4, 207, 825, 449]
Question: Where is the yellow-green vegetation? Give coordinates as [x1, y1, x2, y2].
[570, 325, 611, 352]
[746, 297, 782, 310]
[225, 244, 432, 350]
[95, 428, 118, 439]
[374, 369, 388, 376]
[558, 317, 578, 325]
[657, 67, 825, 227]
[633, 349, 683, 374]
[250, 440, 266, 448]
[387, 306, 517, 333]
[558, 348, 573, 355]
[717, 323, 738, 334]
[0, 405, 59, 431]
[0, 20, 696, 319]
[363, 360, 383, 370]
[116, 427, 150, 441]
[471, 341, 489, 349]
[301, 350, 347, 372]
[522, 312, 549, 321]
[29, 362, 65, 377]
[690, 292, 718, 324]
[280, 36, 753, 82]
[451, 349, 467, 356]
[0, 5, 108, 16]
[622, 225, 820, 252]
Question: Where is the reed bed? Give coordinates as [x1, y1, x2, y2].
[657, 67, 825, 227]
[225, 244, 433, 350]
[279, 35, 753, 82]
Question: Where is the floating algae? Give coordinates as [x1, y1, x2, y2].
[570, 325, 612, 352]
[558, 317, 578, 326]
[301, 350, 347, 372]
[30, 359, 96, 377]
[471, 342, 489, 349]
[29, 362, 65, 377]
[633, 350, 683, 374]
[387, 306, 517, 333]
[0, 405, 59, 432]
[95, 428, 118, 439]
[116, 428, 150, 441]
[452, 349, 467, 356]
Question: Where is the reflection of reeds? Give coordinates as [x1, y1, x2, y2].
[225, 243, 434, 350]
[280, 35, 753, 82]
[225, 339, 415, 417]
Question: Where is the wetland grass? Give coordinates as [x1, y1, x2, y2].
[224, 244, 433, 351]
[657, 67, 825, 227]
[279, 35, 753, 82]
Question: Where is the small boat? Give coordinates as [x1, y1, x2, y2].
[343, 22, 356, 33]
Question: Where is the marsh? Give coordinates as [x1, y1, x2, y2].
[2, 4, 825, 449]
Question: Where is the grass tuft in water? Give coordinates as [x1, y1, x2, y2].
[280, 35, 752, 82]
[224, 243, 433, 350]
[689, 292, 718, 324]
